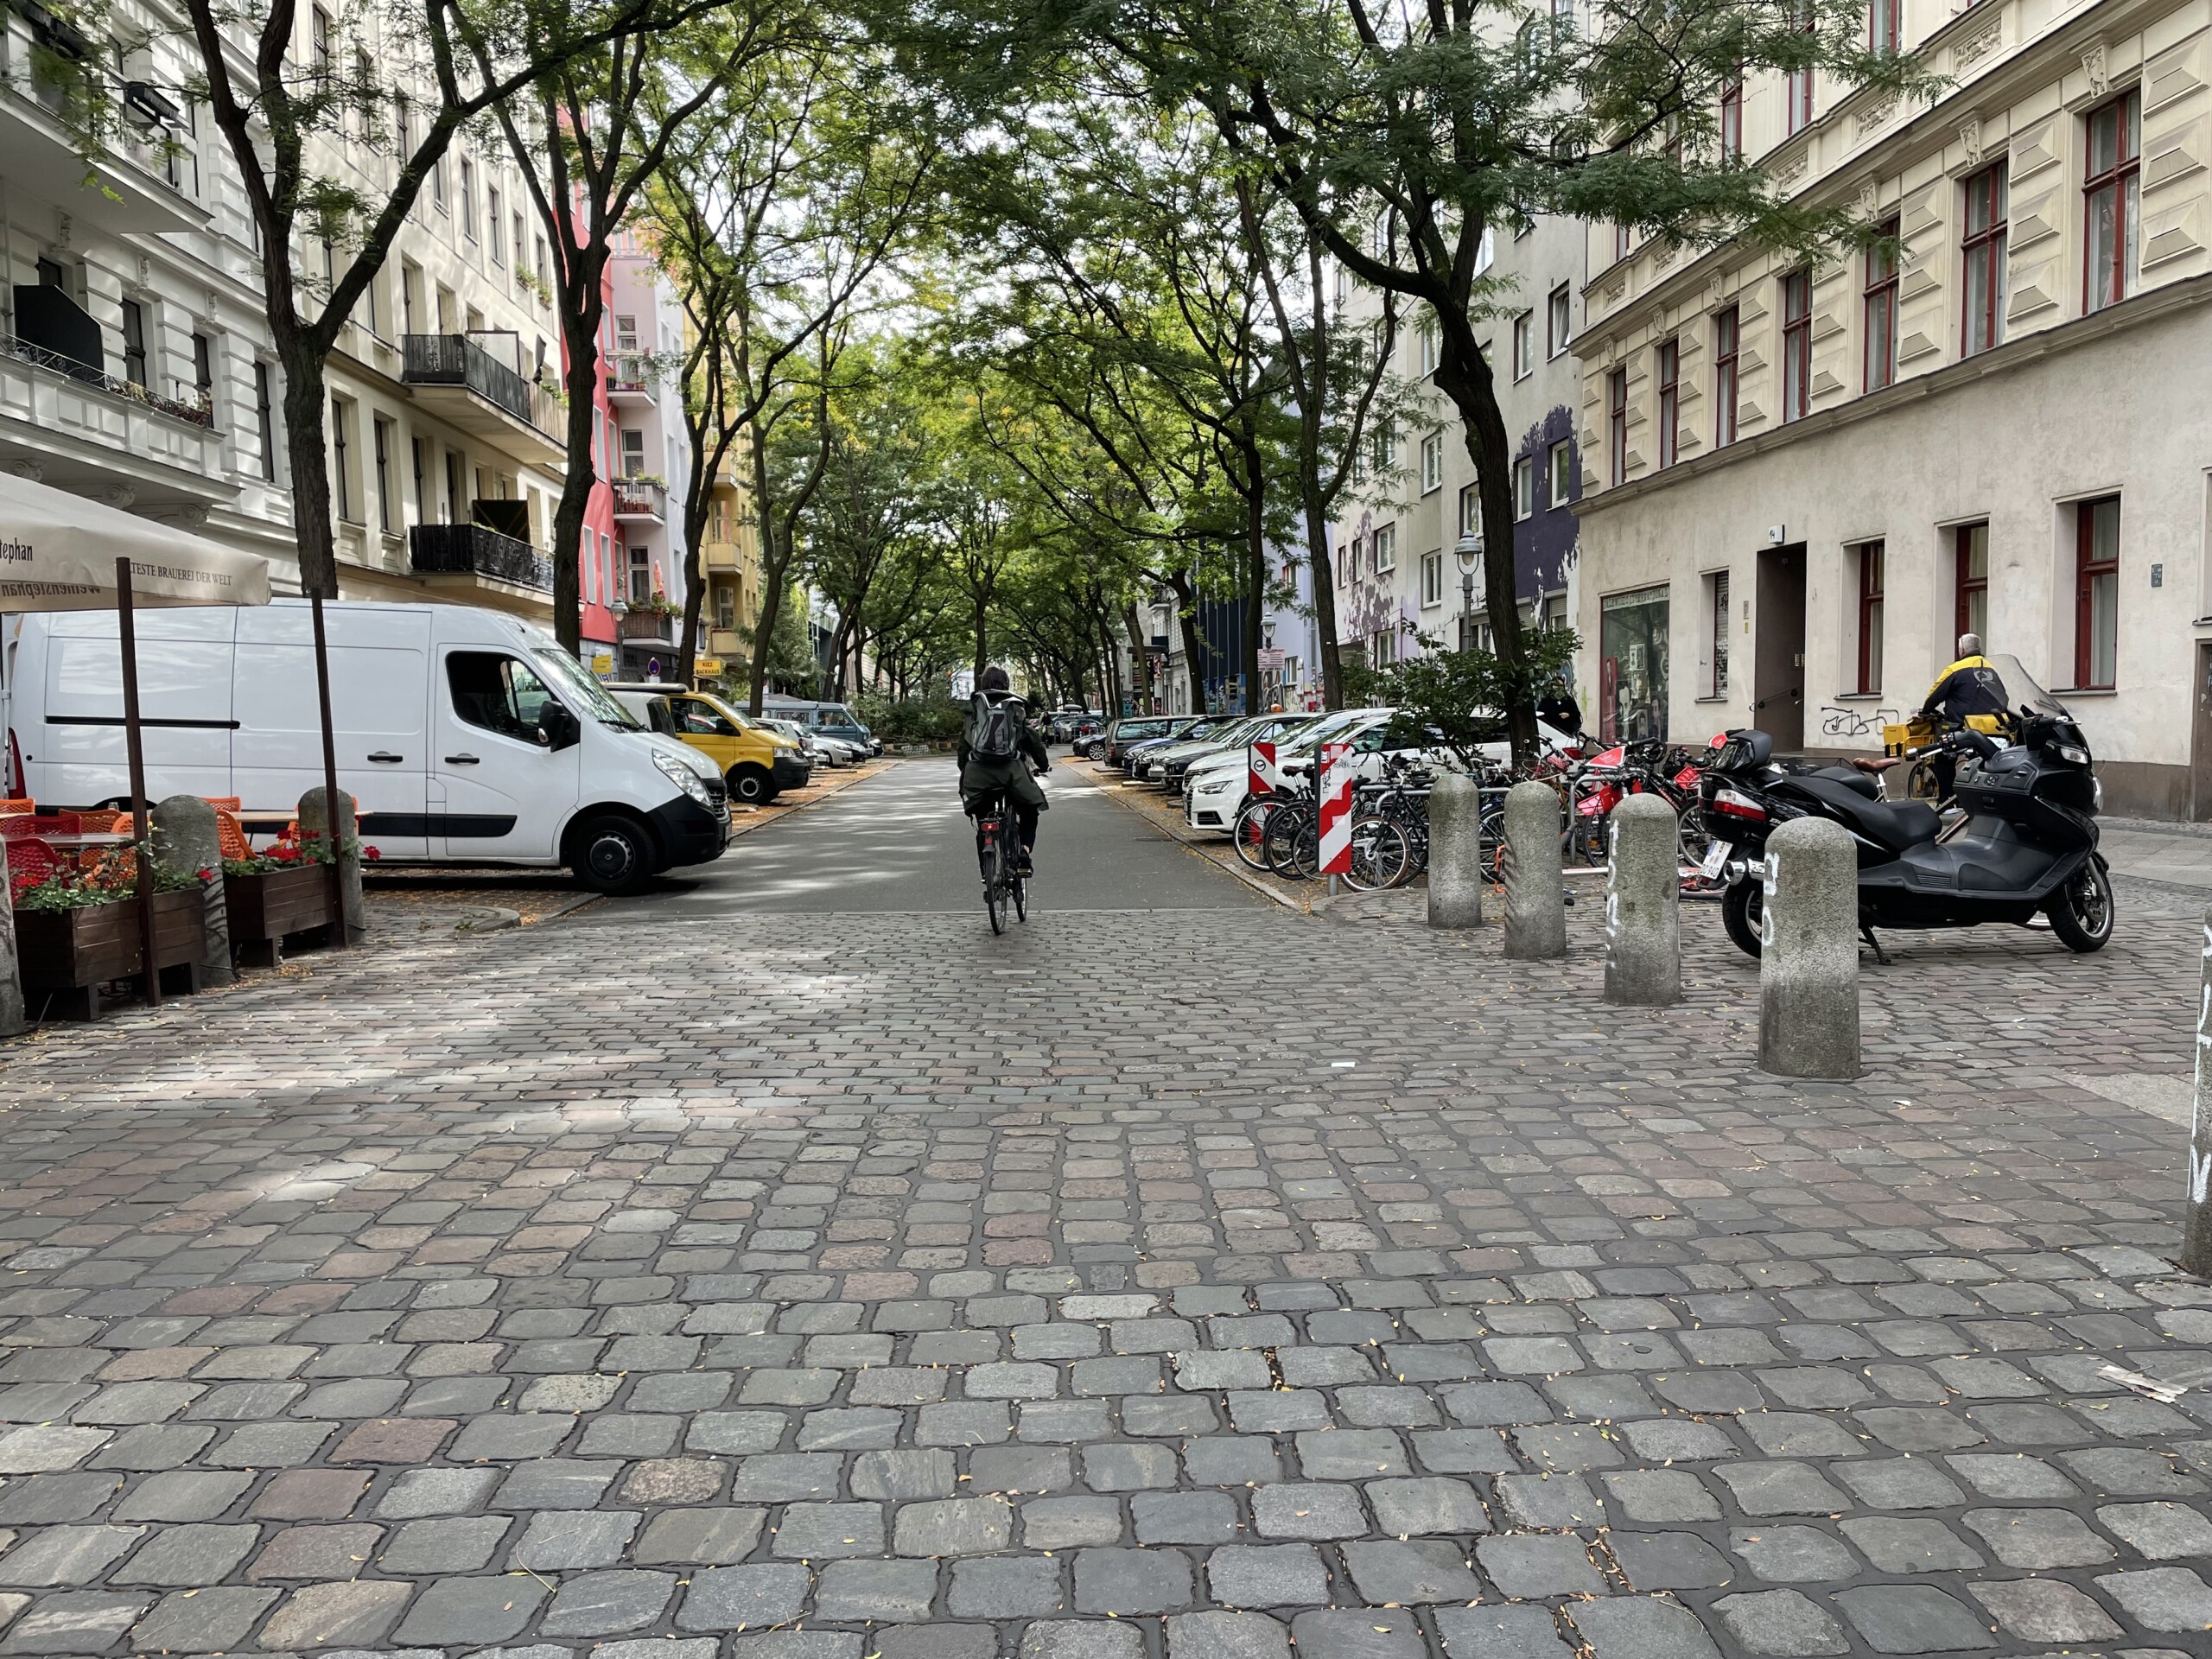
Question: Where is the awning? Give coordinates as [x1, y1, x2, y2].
[0, 469, 272, 611]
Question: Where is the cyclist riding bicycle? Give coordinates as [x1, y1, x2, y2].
[958, 666, 1050, 874]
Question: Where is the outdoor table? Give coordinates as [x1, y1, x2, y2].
[30, 832, 135, 852]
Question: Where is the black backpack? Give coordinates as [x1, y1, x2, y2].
[969, 692, 1024, 760]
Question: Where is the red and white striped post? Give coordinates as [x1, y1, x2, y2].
[1318, 740, 1354, 891]
[1248, 741, 1280, 798]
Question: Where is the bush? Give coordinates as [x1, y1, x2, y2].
[856, 691, 966, 745]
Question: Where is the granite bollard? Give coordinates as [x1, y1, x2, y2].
[1503, 780, 1567, 959]
[1604, 793, 1680, 1006]
[298, 786, 365, 942]
[1427, 771, 1484, 929]
[1757, 816, 1861, 1080]
[0, 841, 22, 1036]
[150, 794, 234, 988]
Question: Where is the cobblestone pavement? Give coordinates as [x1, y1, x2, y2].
[0, 764, 2209, 1658]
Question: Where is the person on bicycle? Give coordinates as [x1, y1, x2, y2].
[958, 666, 1049, 874]
[1918, 632, 2005, 799]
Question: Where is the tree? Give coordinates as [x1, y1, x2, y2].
[106, 0, 739, 594]
[486, 6, 795, 651]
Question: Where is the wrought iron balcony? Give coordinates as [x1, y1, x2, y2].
[409, 523, 553, 593]
[612, 479, 665, 521]
[400, 334, 562, 441]
[0, 333, 213, 427]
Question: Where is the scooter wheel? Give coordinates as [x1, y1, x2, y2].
[1721, 880, 1764, 959]
[2045, 858, 2114, 953]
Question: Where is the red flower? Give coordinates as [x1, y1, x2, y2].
[363, 847, 382, 861]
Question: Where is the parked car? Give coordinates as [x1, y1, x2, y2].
[762, 696, 881, 756]
[5, 601, 728, 894]
[1150, 711, 1319, 794]
[1128, 717, 1240, 781]
[1181, 709, 1391, 833]
[758, 715, 841, 770]
[1103, 715, 1206, 767]
[607, 684, 810, 806]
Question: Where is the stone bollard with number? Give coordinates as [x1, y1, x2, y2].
[1427, 772, 1484, 929]
[0, 841, 22, 1037]
[298, 787, 366, 942]
[150, 795, 235, 988]
[1503, 781, 1567, 959]
[1605, 793, 1680, 1006]
[1758, 817, 1861, 1081]
[2183, 909, 2212, 1277]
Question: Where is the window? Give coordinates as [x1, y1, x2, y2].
[1962, 164, 2007, 355]
[534, 238, 550, 296]
[1547, 285, 1571, 356]
[672, 697, 741, 737]
[2075, 496, 2120, 689]
[1780, 270, 1811, 423]
[1372, 426, 1396, 473]
[1705, 569, 1731, 697]
[1369, 627, 1397, 668]
[1420, 432, 1444, 494]
[1854, 541, 1885, 694]
[1955, 522, 1988, 644]
[1512, 313, 1534, 379]
[253, 362, 276, 480]
[1656, 339, 1679, 468]
[331, 397, 355, 523]
[448, 652, 558, 744]
[1713, 307, 1739, 448]
[1613, 221, 1631, 263]
[487, 188, 505, 265]
[2085, 89, 2141, 314]
[1548, 439, 1573, 507]
[715, 583, 735, 631]
[630, 545, 651, 604]
[311, 5, 332, 73]
[512, 213, 526, 287]
[1787, 5, 1815, 134]
[372, 416, 395, 531]
[1870, 0, 1899, 54]
[459, 158, 477, 240]
[1550, 0, 1576, 42]
[1421, 550, 1445, 608]
[1458, 484, 1478, 539]
[621, 429, 645, 478]
[444, 450, 462, 523]
[1515, 456, 1536, 519]
[1415, 319, 1438, 377]
[191, 332, 213, 400]
[1607, 365, 1628, 485]
[411, 435, 427, 520]
[1720, 78, 1743, 163]
[119, 298, 149, 389]
[1372, 524, 1396, 574]
[616, 315, 639, 352]
[1864, 219, 1900, 391]
[432, 152, 447, 211]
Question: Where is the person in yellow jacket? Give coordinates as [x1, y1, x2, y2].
[1918, 632, 2007, 798]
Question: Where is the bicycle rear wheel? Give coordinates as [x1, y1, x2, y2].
[983, 830, 1006, 935]
[1341, 817, 1410, 892]
[1231, 799, 1277, 871]
[1262, 804, 1309, 878]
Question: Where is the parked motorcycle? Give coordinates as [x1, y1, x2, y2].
[1699, 654, 2110, 960]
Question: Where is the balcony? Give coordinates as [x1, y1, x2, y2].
[618, 606, 679, 644]
[400, 334, 564, 464]
[607, 353, 656, 406]
[0, 81, 208, 236]
[702, 539, 741, 572]
[1, 332, 213, 428]
[409, 522, 553, 594]
[612, 478, 665, 523]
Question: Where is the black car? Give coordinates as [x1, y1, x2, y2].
[1103, 715, 1205, 768]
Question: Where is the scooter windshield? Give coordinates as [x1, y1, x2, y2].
[1986, 654, 2071, 719]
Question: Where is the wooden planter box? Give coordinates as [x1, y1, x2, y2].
[14, 888, 207, 1020]
[226, 863, 340, 966]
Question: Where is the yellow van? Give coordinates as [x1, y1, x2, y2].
[607, 684, 810, 804]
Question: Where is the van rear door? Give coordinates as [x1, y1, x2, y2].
[35, 610, 236, 804]
[430, 645, 576, 860]
[234, 607, 431, 857]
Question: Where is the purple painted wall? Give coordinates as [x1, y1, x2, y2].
[1513, 404, 1580, 601]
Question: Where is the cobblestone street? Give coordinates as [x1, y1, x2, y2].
[0, 761, 2208, 1659]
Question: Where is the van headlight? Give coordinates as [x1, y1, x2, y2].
[653, 749, 715, 807]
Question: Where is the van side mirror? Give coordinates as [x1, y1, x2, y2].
[540, 702, 581, 752]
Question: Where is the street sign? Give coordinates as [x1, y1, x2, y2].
[590, 652, 613, 675]
[1318, 741, 1354, 875]
[695, 656, 724, 677]
[1257, 647, 1286, 672]
[1248, 741, 1280, 798]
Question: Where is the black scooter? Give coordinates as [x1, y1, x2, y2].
[1699, 657, 2110, 960]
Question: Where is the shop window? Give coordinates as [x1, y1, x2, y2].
[1703, 569, 1731, 697]
[1600, 586, 1670, 743]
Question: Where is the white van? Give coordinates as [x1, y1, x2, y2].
[2, 601, 728, 893]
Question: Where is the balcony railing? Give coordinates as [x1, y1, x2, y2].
[619, 607, 678, 642]
[612, 479, 666, 519]
[607, 353, 656, 399]
[409, 523, 553, 593]
[401, 334, 562, 438]
[0, 333, 214, 427]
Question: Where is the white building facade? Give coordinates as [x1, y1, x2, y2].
[1570, 0, 2212, 817]
[607, 242, 695, 677]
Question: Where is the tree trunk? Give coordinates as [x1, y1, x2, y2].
[276, 332, 339, 596]
[549, 248, 612, 657]
[1433, 330, 1537, 764]
[1240, 437, 1265, 715]
[1301, 499, 1344, 709]
[972, 594, 988, 681]
[1123, 602, 1152, 713]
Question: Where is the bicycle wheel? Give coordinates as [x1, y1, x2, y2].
[1341, 817, 1410, 892]
[983, 839, 1005, 935]
[1288, 818, 1323, 880]
[1262, 804, 1309, 877]
[1231, 798, 1277, 871]
[1013, 863, 1027, 923]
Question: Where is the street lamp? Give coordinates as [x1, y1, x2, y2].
[1454, 532, 1483, 653]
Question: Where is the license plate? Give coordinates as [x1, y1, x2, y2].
[1700, 840, 1731, 879]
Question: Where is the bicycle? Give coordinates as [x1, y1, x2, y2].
[971, 791, 1027, 935]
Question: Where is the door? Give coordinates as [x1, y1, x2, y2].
[2192, 643, 2212, 821]
[665, 695, 742, 780]
[1754, 544, 1808, 752]
[431, 647, 580, 860]
[233, 607, 430, 856]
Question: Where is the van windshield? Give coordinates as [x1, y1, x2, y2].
[534, 648, 642, 730]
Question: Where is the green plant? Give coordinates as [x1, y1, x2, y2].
[1352, 628, 1581, 771]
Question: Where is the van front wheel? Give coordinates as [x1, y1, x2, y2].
[570, 814, 657, 896]
[729, 765, 778, 806]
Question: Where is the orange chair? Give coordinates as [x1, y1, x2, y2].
[202, 797, 241, 813]
[0, 798, 31, 817]
[4, 836, 62, 890]
[214, 809, 252, 864]
[0, 815, 37, 838]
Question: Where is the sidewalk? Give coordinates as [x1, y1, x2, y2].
[2101, 816, 2212, 890]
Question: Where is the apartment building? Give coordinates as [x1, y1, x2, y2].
[1571, 0, 2212, 816]
[1329, 215, 1589, 677]
[1, 4, 293, 559]
[603, 245, 695, 678]
[699, 453, 766, 675]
